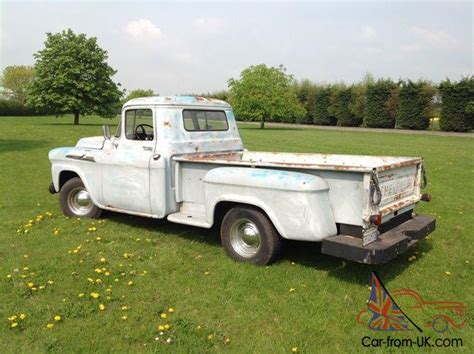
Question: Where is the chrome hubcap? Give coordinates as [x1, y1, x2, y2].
[230, 218, 261, 258]
[67, 187, 93, 216]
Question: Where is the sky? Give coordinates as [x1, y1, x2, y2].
[0, 1, 472, 95]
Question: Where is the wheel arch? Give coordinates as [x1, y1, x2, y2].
[209, 198, 286, 238]
[59, 170, 80, 190]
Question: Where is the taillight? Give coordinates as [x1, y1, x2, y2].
[370, 214, 382, 226]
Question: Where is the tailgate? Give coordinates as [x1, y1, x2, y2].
[376, 163, 422, 217]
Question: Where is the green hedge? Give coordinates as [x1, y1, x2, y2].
[330, 87, 361, 127]
[439, 77, 473, 132]
[397, 81, 434, 130]
[0, 99, 37, 116]
[364, 79, 396, 128]
[313, 87, 336, 125]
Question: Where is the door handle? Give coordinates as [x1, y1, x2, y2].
[143, 146, 153, 151]
[153, 154, 161, 161]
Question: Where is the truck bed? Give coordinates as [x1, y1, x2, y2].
[174, 151, 422, 173]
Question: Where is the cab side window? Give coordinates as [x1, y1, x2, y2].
[125, 109, 154, 141]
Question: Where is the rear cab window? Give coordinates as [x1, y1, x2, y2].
[183, 110, 229, 132]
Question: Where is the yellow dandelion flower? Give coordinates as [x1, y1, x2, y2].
[207, 334, 214, 341]
[106, 288, 112, 292]
[168, 307, 174, 313]
[95, 278, 102, 284]
[100, 257, 106, 263]
[27, 282, 34, 288]
[46, 323, 54, 329]
[87, 278, 94, 283]
[39, 285, 45, 290]
[99, 304, 105, 311]
[121, 305, 128, 310]
[11, 322, 18, 328]
[445, 271, 452, 276]
[94, 268, 102, 274]
[289, 288, 295, 292]
[158, 325, 165, 331]
[121, 315, 128, 320]
[104, 271, 110, 276]
[73, 249, 78, 254]
[224, 337, 230, 344]
[204, 271, 210, 275]
[6, 274, 12, 279]
[19, 314, 27, 320]
[164, 324, 171, 330]
[160, 313, 167, 319]
[47, 280, 54, 285]
[32, 287, 38, 291]
[292, 347, 298, 353]
[79, 293, 85, 298]
[23, 267, 29, 271]
[127, 281, 133, 286]
[54, 315, 61, 321]
[96, 237, 101, 241]
[8, 315, 17, 321]
[90, 292, 100, 299]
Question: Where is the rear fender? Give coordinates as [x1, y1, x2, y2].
[203, 167, 337, 241]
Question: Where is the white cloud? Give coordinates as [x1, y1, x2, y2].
[192, 16, 225, 34]
[125, 19, 163, 40]
[359, 25, 377, 41]
[410, 26, 458, 48]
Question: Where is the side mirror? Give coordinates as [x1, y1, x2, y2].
[102, 125, 111, 140]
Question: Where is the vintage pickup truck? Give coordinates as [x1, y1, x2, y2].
[48, 96, 435, 265]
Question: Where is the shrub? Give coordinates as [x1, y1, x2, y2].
[397, 80, 435, 130]
[364, 79, 397, 128]
[329, 86, 361, 126]
[439, 77, 474, 132]
[295, 79, 317, 124]
[0, 98, 37, 116]
[313, 86, 336, 125]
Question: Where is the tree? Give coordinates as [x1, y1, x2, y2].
[313, 85, 336, 125]
[329, 84, 361, 126]
[364, 79, 397, 128]
[349, 74, 373, 124]
[28, 29, 122, 125]
[439, 77, 474, 132]
[227, 64, 305, 128]
[397, 80, 435, 130]
[1, 65, 35, 104]
[122, 89, 155, 104]
[295, 79, 317, 124]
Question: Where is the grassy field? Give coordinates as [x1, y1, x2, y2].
[0, 115, 472, 352]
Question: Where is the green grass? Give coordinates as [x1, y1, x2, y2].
[0, 115, 472, 352]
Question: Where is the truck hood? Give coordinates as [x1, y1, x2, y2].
[76, 136, 105, 149]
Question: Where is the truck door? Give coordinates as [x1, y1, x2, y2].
[100, 108, 154, 214]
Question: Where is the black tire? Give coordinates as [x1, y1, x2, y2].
[59, 177, 102, 218]
[220, 206, 282, 265]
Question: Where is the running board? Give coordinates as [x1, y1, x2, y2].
[167, 212, 212, 228]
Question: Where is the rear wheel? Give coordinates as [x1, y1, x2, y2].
[59, 177, 102, 218]
[221, 206, 282, 265]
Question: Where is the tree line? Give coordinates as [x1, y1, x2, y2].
[203, 68, 473, 132]
[0, 29, 472, 131]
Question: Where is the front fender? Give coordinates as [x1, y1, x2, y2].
[204, 167, 337, 241]
[49, 147, 102, 207]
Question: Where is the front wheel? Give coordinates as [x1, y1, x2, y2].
[59, 177, 102, 218]
[221, 206, 282, 265]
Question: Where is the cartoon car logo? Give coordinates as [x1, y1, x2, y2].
[357, 273, 467, 333]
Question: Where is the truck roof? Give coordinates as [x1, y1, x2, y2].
[123, 95, 231, 109]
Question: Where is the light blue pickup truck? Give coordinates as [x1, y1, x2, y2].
[48, 96, 435, 265]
